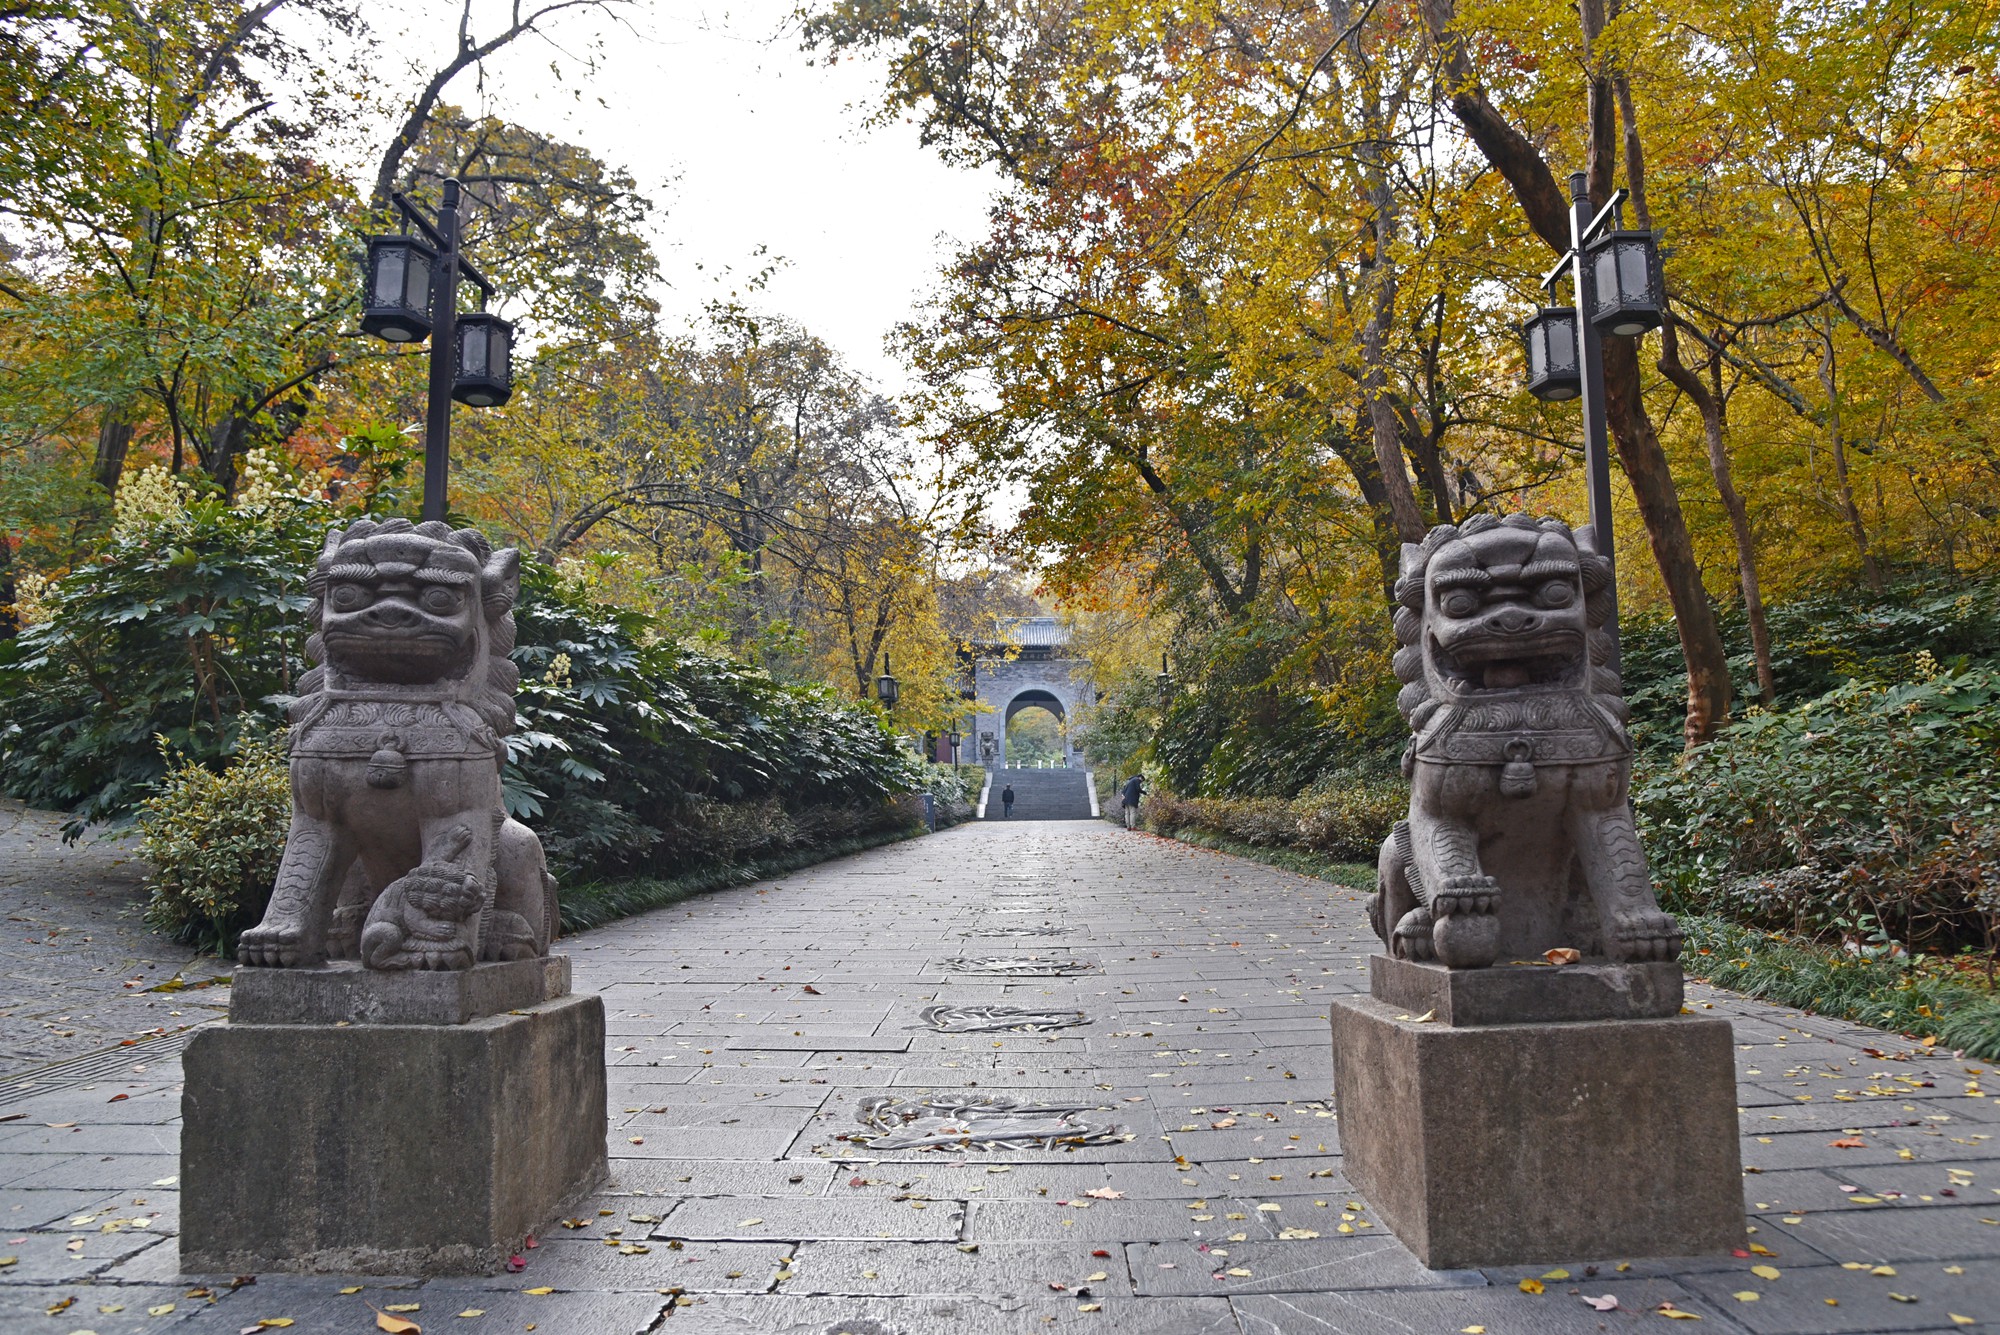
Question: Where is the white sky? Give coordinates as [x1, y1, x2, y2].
[383, 1, 999, 398]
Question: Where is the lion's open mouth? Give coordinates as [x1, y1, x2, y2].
[1430, 631, 1584, 692]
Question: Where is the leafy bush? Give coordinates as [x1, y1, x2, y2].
[0, 478, 324, 833]
[1144, 771, 1406, 863]
[137, 731, 291, 953]
[1620, 575, 2000, 752]
[1637, 666, 2000, 953]
[505, 562, 927, 883]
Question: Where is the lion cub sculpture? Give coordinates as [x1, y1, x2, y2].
[237, 518, 556, 971]
[1370, 513, 1681, 969]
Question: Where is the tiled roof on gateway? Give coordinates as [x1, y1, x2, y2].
[992, 616, 1070, 648]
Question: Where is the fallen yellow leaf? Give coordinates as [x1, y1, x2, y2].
[339, 1286, 363, 1295]
[1519, 1278, 1545, 1294]
[373, 1311, 419, 1334]
[1542, 1268, 1571, 1280]
[257, 1322, 296, 1330]
[1463, 1328, 1487, 1334]
[1733, 1291, 1760, 1302]
[456, 1312, 485, 1320]
[522, 1287, 554, 1296]
[1751, 1265, 1781, 1280]
[1544, 947, 1581, 965]
[1226, 1267, 1252, 1277]
[1950, 1316, 1975, 1326]
[384, 1305, 421, 1314]
[148, 1304, 176, 1316]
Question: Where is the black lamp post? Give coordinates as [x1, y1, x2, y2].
[876, 652, 900, 708]
[360, 178, 513, 522]
[1155, 652, 1172, 708]
[1521, 171, 1665, 673]
[947, 728, 962, 764]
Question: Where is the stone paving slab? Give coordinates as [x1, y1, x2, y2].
[0, 819, 1995, 1331]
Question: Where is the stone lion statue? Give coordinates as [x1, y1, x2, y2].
[237, 518, 557, 970]
[1369, 513, 1681, 969]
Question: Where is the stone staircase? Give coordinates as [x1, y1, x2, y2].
[986, 767, 1095, 821]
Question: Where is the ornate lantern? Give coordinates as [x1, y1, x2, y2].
[1522, 307, 1582, 402]
[360, 235, 436, 343]
[451, 311, 514, 407]
[1155, 652, 1172, 707]
[1584, 229, 1664, 336]
[876, 653, 900, 707]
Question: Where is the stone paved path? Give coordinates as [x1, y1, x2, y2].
[1, 820, 1997, 1333]
[0, 801, 231, 1078]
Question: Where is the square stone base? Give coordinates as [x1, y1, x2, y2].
[229, 955, 572, 1026]
[181, 992, 607, 1275]
[1370, 953, 1683, 1026]
[1330, 995, 1742, 1268]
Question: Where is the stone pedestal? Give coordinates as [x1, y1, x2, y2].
[1330, 991, 1742, 1268]
[181, 959, 606, 1276]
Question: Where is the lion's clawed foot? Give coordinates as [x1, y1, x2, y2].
[480, 911, 540, 962]
[1432, 874, 1501, 917]
[1392, 906, 1436, 961]
[237, 922, 325, 969]
[1606, 909, 1683, 962]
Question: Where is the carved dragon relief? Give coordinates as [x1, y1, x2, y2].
[237, 518, 556, 970]
[1370, 513, 1681, 969]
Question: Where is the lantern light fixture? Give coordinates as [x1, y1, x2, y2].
[877, 653, 900, 708]
[452, 310, 514, 407]
[1584, 229, 1664, 336]
[1522, 307, 1582, 402]
[1155, 652, 1172, 707]
[360, 235, 436, 343]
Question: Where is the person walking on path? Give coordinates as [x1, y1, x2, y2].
[1119, 774, 1146, 830]
[1000, 783, 1016, 818]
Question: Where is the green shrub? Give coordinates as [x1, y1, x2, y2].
[0, 483, 325, 834]
[1637, 666, 2000, 954]
[137, 732, 291, 954]
[1143, 771, 1406, 864]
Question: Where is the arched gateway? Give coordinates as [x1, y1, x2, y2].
[960, 617, 1094, 769]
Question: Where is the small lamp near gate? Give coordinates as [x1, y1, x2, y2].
[1583, 228, 1665, 336]
[360, 235, 436, 343]
[452, 310, 514, 407]
[1522, 307, 1582, 402]
[876, 653, 900, 708]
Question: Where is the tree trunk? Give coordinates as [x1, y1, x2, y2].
[1660, 320, 1776, 705]
[1815, 326, 1885, 590]
[93, 408, 135, 498]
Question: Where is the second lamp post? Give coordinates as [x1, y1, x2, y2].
[359, 178, 515, 523]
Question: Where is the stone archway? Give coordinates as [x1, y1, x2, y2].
[961, 619, 1094, 769]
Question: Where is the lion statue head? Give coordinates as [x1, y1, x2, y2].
[294, 518, 520, 738]
[1391, 513, 1624, 743]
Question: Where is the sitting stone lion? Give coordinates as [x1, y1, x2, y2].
[1370, 513, 1681, 968]
[237, 519, 556, 970]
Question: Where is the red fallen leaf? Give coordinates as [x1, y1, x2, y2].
[107, 1093, 129, 1102]
[523, 1235, 537, 1249]
[1830, 1137, 1867, 1149]
[802, 985, 822, 995]
[1092, 1250, 1111, 1258]
[1048, 1282, 1067, 1291]
[119, 1039, 136, 1046]
[1732, 1249, 1752, 1258]
[504, 1255, 527, 1273]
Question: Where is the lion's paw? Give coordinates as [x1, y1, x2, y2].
[237, 923, 325, 969]
[1607, 909, 1683, 962]
[1392, 906, 1436, 961]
